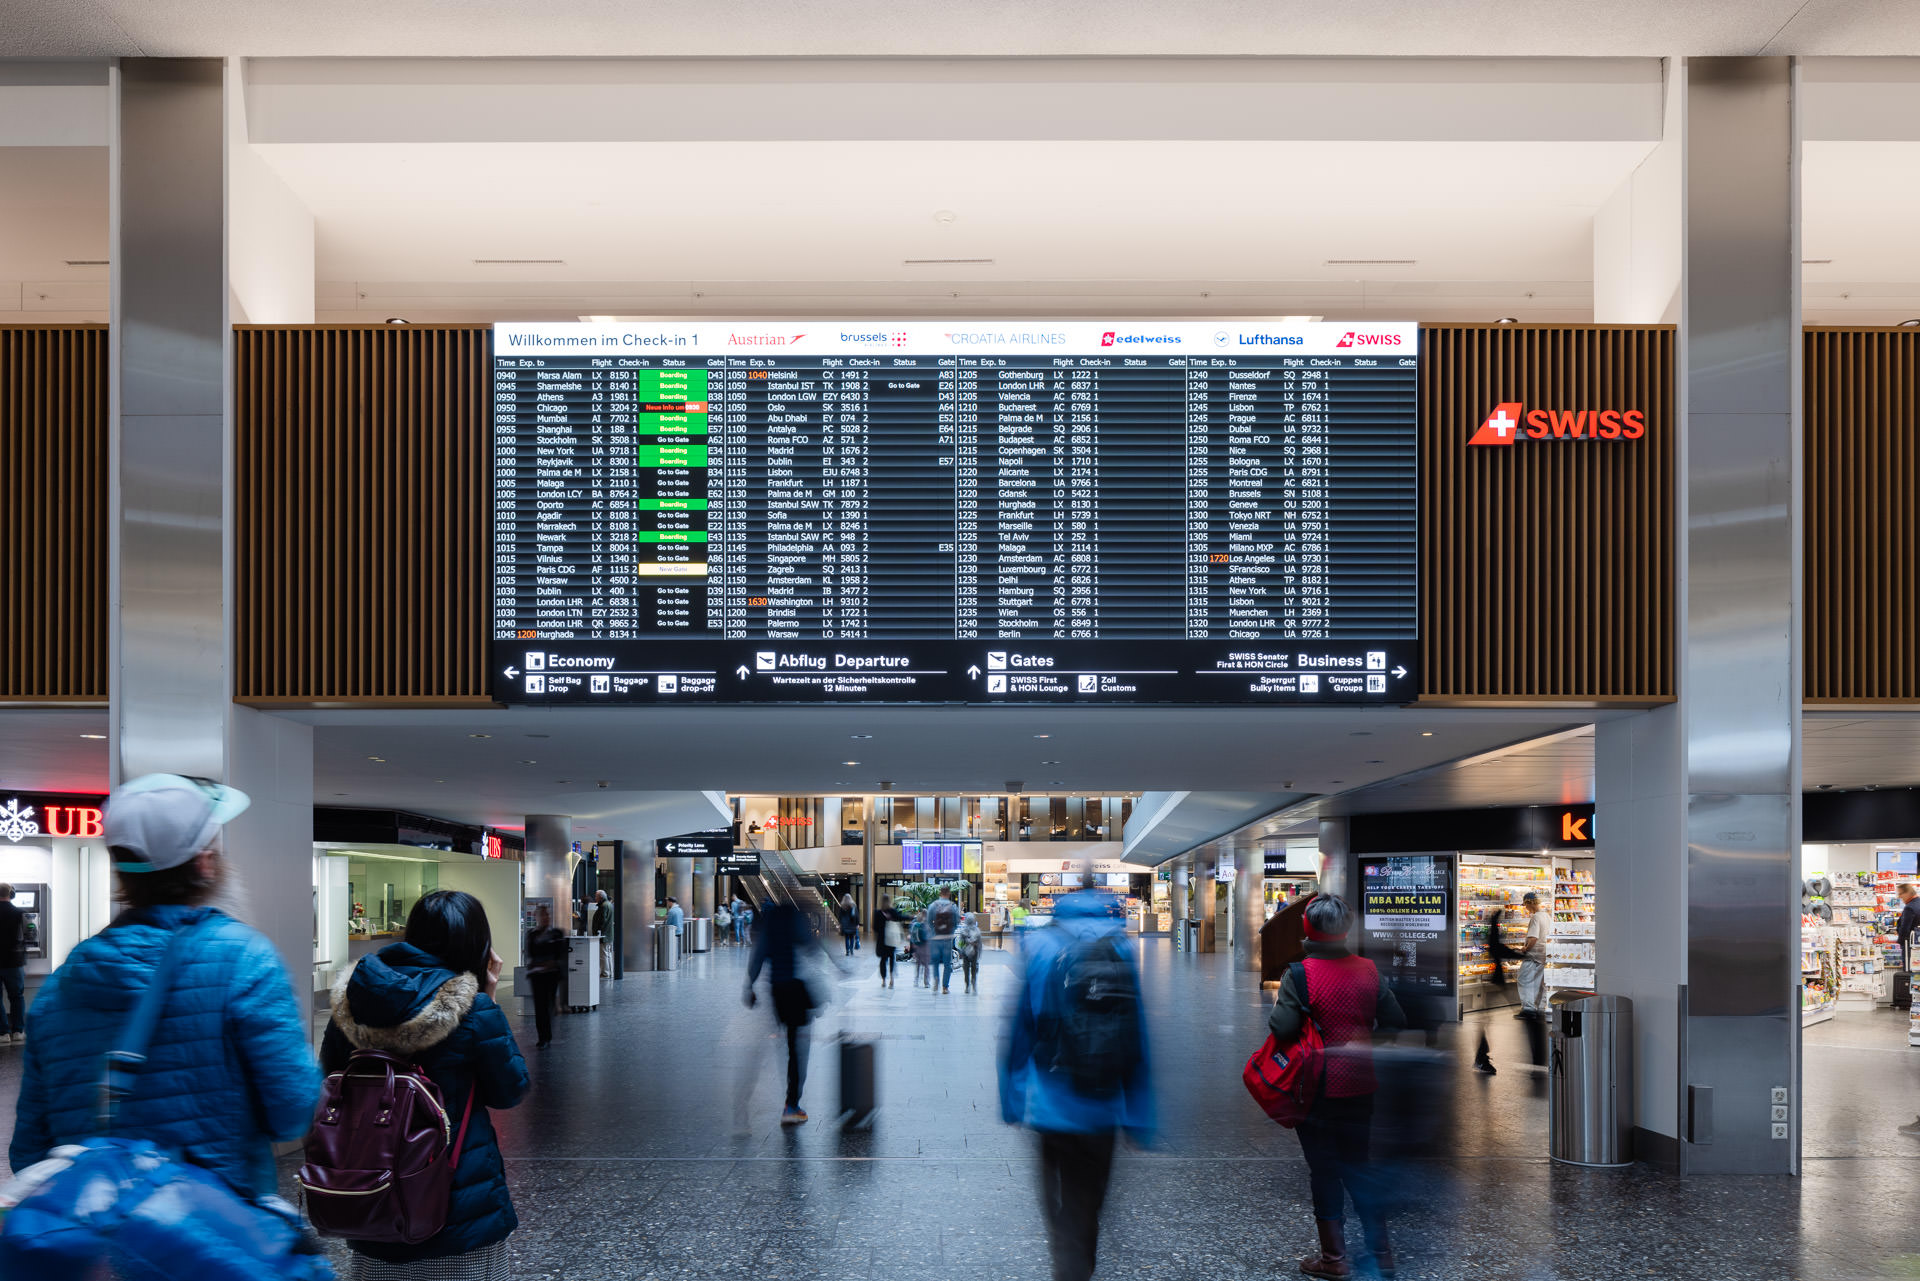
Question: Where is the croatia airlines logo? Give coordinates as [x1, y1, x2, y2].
[1469, 402, 1524, 446]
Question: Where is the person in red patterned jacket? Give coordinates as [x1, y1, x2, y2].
[1267, 894, 1407, 1280]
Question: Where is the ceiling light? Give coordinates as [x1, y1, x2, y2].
[904, 258, 993, 266]
[65, 259, 109, 266]
[556, 780, 570, 784]
[1366, 759, 1384, 765]
[1495, 317, 1520, 324]
[851, 734, 873, 739]
[1900, 319, 1920, 328]
[1034, 734, 1050, 739]
[385, 317, 410, 324]
[333, 792, 348, 797]
[1325, 259, 1414, 265]
[1350, 731, 1372, 737]
[79, 733, 105, 739]
[1041, 760, 1060, 765]
[933, 210, 958, 224]
[435, 779, 445, 784]
[1421, 732, 1434, 737]
[473, 258, 564, 264]
[367, 756, 385, 762]
[844, 760, 861, 766]
[1802, 259, 1832, 265]
[521, 760, 538, 765]
[525, 733, 549, 739]
[469, 733, 491, 739]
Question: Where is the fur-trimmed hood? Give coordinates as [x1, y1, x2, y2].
[331, 943, 479, 1057]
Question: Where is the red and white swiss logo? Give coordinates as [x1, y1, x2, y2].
[1334, 331, 1402, 349]
[1469, 402, 1524, 446]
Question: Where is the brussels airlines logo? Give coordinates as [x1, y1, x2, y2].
[1469, 401, 1647, 446]
[837, 330, 909, 347]
[1334, 331, 1403, 349]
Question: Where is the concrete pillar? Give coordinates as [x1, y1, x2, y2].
[692, 857, 715, 918]
[1192, 851, 1217, 952]
[1170, 857, 1190, 950]
[664, 857, 694, 915]
[523, 815, 572, 933]
[621, 841, 658, 971]
[1231, 853, 1263, 972]
[108, 58, 315, 994]
[1317, 818, 1353, 903]
[1597, 56, 1801, 1176]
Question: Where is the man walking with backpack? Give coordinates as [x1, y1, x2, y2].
[1000, 879, 1155, 1281]
[927, 886, 962, 994]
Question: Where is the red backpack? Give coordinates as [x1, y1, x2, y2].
[298, 1051, 475, 1243]
[1242, 961, 1326, 1129]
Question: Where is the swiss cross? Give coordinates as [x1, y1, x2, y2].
[1469, 401, 1525, 447]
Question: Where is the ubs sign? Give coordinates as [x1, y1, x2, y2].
[0, 791, 108, 843]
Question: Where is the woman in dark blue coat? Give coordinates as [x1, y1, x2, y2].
[321, 890, 530, 1280]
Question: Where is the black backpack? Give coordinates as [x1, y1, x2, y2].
[1035, 930, 1144, 1098]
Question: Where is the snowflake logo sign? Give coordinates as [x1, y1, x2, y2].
[0, 798, 40, 843]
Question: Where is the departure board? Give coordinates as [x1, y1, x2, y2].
[491, 321, 1417, 704]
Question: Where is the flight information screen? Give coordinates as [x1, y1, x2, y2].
[491, 321, 1417, 704]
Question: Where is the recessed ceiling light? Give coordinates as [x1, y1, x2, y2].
[1051, 780, 1066, 785]
[469, 733, 491, 739]
[1802, 258, 1833, 265]
[934, 210, 958, 224]
[521, 759, 538, 765]
[844, 761, 860, 766]
[434, 779, 444, 784]
[333, 792, 348, 796]
[1350, 731, 1372, 737]
[65, 259, 108, 266]
[556, 780, 571, 784]
[1366, 759, 1384, 765]
[367, 756, 386, 762]
[1041, 760, 1060, 765]
[525, 733, 549, 739]
[851, 734, 873, 739]
[1420, 732, 1434, 737]
[1034, 734, 1050, 739]
[79, 733, 106, 739]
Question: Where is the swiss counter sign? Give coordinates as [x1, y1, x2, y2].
[490, 321, 1419, 705]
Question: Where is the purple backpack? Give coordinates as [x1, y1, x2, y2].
[297, 1050, 475, 1244]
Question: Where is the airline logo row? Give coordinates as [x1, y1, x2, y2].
[493, 321, 1419, 359]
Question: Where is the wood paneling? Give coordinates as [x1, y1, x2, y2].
[233, 326, 491, 702]
[1805, 327, 1920, 703]
[1419, 325, 1676, 703]
[0, 325, 108, 701]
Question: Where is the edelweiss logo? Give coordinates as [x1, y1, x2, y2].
[1102, 332, 1179, 348]
[0, 797, 39, 843]
[1469, 402, 1523, 447]
[727, 333, 806, 347]
[1101, 331, 1116, 347]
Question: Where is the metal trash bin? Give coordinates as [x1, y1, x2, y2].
[686, 916, 712, 954]
[654, 921, 680, 972]
[1548, 991, 1633, 1167]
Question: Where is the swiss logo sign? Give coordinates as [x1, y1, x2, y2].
[1469, 402, 1646, 446]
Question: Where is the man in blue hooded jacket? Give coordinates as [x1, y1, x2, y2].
[1001, 882, 1156, 1281]
[8, 774, 321, 1201]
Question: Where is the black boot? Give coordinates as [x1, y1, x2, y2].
[1300, 1219, 1351, 1279]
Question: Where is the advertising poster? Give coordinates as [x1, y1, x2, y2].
[1358, 855, 1457, 1003]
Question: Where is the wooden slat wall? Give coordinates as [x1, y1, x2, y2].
[1806, 327, 1920, 703]
[233, 326, 489, 701]
[0, 325, 108, 700]
[1420, 325, 1676, 702]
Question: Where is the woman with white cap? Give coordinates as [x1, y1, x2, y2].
[7, 773, 321, 1203]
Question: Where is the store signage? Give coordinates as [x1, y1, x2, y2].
[0, 792, 108, 844]
[1469, 401, 1647, 447]
[1351, 803, 1593, 854]
[764, 816, 813, 827]
[1357, 855, 1457, 1000]
[484, 834, 505, 860]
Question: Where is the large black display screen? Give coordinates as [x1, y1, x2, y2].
[491, 321, 1417, 703]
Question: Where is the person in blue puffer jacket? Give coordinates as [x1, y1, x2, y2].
[9, 773, 321, 1202]
[1000, 880, 1156, 1281]
[321, 889, 529, 1280]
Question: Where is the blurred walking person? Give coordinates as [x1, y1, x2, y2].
[321, 889, 530, 1279]
[744, 899, 819, 1125]
[956, 910, 984, 993]
[0, 883, 27, 1042]
[1001, 882, 1154, 1281]
[927, 886, 961, 993]
[910, 910, 931, 988]
[1474, 905, 1511, 1074]
[838, 893, 859, 956]
[873, 895, 906, 987]
[9, 775, 320, 1201]
[1269, 894, 1407, 1279]
[524, 904, 566, 1049]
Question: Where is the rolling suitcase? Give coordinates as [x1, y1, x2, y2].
[839, 1035, 877, 1127]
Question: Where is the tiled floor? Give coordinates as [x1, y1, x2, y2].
[3, 937, 1918, 1278]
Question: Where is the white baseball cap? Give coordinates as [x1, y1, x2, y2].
[105, 774, 251, 873]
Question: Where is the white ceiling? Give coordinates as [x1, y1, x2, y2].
[4, 1, 1916, 59]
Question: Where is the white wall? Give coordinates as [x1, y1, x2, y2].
[1594, 59, 1682, 324]
[437, 856, 525, 977]
[226, 58, 313, 324]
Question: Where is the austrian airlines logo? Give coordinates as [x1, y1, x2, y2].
[1469, 402, 1524, 447]
[726, 333, 806, 347]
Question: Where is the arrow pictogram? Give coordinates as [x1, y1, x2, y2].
[968, 665, 981, 679]
[736, 665, 749, 679]
[505, 666, 520, 678]
[1391, 666, 1407, 679]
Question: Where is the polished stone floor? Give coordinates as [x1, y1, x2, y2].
[1, 937, 1917, 1279]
